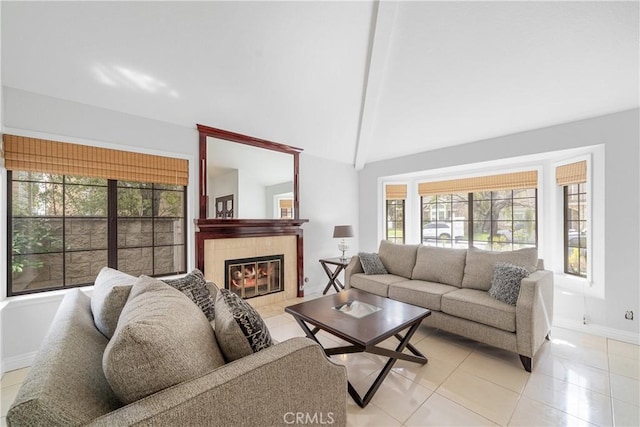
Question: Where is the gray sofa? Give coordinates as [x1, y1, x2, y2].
[7, 271, 347, 426]
[345, 240, 553, 371]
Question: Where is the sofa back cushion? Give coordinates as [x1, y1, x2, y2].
[378, 240, 419, 279]
[411, 246, 467, 287]
[7, 289, 121, 426]
[103, 276, 225, 404]
[91, 267, 137, 339]
[461, 247, 538, 291]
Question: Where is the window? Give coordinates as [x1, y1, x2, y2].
[9, 172, 187, 295]
[3, 134, 189, 296]
[386, 199, 405, 243]
[385, 184, 406, 244]
[419, 171, 538, 251]
[278, 198, 293, 219]
[557, 161, 588, 277]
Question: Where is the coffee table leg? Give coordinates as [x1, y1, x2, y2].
[292, 317, 320, 343]
[351, 321, 425, 408]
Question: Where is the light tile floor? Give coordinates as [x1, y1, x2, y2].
[1, 293, 639, 427]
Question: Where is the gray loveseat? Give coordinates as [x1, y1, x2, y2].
[7, 270, 347, 426]
[345, 240, 553, 371]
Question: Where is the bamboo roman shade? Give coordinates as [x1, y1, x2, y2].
[2, 135, 188, 186]
[385, 184, 407, 200]
[556, 160, 587, 186]
[279, 199, 293, 209]
[418, 170, 538, 196]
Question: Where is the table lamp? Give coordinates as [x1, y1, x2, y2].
[333, 225, 354, 260]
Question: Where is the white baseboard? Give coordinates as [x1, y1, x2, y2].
[554, 317, 640, 345]
[1, 351, 37, 376]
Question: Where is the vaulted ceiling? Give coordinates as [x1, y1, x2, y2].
[2, 1, 638, 168]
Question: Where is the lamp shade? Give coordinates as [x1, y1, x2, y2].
[333, 225, 354, 238]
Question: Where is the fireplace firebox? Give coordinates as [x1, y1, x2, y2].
[224, 255, 284, 299]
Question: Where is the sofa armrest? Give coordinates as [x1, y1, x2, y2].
[344, 256, 363, 289]
[87, 337, 347, 427]
[515, 269, 554, 358]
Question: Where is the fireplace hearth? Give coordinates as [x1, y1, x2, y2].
[225, 255, 284, 299]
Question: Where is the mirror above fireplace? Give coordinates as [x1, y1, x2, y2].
[197, 124, 301, 220]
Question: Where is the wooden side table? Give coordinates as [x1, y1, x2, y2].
[319, 257, 351, 294]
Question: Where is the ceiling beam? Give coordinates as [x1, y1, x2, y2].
[353, 0, 397, 170]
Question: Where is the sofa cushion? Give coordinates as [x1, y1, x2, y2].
[441, 288, 516, 332]
[91, 267, 137, 339]
[103, 276, 225, 404]
[214, 289, 274, 362]
[411, 246, 467, 287]
[489, 262, 530, 306]
[388, 280, 459, 311]
[349, 273, 406, 297]
[378, 240, 419, 278]
[461, 247, 538, 291]
[358, 252, 388, 275]
[162, 269, 215, 321]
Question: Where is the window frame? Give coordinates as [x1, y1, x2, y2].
[7, 170, 188, 296]
[419, 188, 538, 250]
[385, 198, 405, 244]
[563, 183, 588, 277]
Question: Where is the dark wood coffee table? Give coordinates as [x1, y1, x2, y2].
[285, 289, 431, 407]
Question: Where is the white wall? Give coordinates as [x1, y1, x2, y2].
[299, 153, 359, 295]
[0, 87, 361, 374]
[359, 109, 639, 341]
[237, 169, 266, 218]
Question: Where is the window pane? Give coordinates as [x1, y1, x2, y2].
[118, 219, 153, 247]
[513, 221, 536, 244]
[65, 185, 108, 216]
[66, 218, 108, 251]
[12, 253, 63, 292]
[495, 221, 513, 243]
[492, 190, 512, 200]
[154, 245, 185, 276]
[12, 218, 63, 254]
[12, 182, 63, 216]
[65, 250, 108, 286]
[156, 190, 184, 217]
[118, 187, 153, 217]
[492, 198, 513, 221]
[118, 247, 153, 277]
[514, 188, 536, 198]
[155, 218, 184, 245]
[567, 247, 581, 275]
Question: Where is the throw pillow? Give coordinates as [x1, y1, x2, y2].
[358, 252, 388, 275]
[103, 275, 225, 404]
[91, 267, 137, 339]
[214, 289, 273, 362]
[163, 269, 215, 321]
[488, 262, 530, 306]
